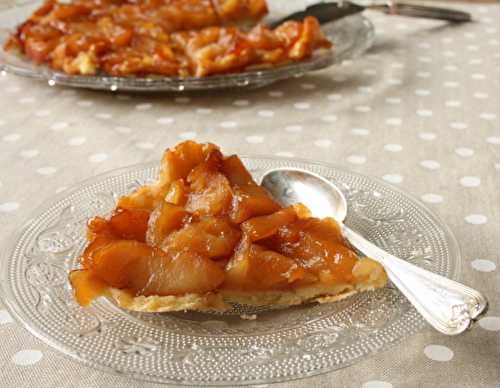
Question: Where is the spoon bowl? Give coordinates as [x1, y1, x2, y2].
[261, 167, 488, 335]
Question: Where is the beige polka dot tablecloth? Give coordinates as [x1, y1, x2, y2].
[0, 2, 499, 388]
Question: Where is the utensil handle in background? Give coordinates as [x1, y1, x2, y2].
[370, 3, 472, 22]
[342, 225, 488, 335]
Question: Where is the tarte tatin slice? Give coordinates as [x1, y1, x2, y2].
[70, 141, 387, 312]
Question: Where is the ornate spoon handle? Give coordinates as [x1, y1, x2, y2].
[343, 225, 488, 335]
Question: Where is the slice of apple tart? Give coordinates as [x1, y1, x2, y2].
[70, 141, 387, 312]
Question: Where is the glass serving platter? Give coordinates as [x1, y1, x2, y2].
[0, 0, 374, 91]
[0, 157, 461, 385]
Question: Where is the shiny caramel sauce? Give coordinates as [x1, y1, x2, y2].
[5, 0, 331, 77]
[70, 141, 364, 306]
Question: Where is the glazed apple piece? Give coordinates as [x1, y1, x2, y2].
[108, 207, 150, 242]
[84, 240, 225, 296]
[241, 206, 297, 242]
[230, 184, 281, 223]
[165, 179, 189, 205]
[146, 202, 189, 246]
[224, 237, 305, 290]
[269, 218, 358, 284]
[70, 270, 110, 306]
[185, 150, 233, 216]
[221, 155, 254, 186]
[163, 217, 241, 259]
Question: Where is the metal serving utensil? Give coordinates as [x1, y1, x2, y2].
[268, 1, 472, 28]
[261, 167, 488, 335]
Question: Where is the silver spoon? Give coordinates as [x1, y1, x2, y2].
[261, 167, 488, 335]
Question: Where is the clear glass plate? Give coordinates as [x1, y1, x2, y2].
[0, 0, 374, 91]
[1, 157, 460, 385]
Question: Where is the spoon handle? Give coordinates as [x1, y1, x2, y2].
[342, 225, 488, 335]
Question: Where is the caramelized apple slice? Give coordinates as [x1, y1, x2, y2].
[224, 238, 305, 290]
[164, 179, 189, 205]
[241, 206, 297, 242]
[70, 270, 110, 306]
[230, 184, 281, 223]
[109, 207, 150, 242]
[221, 155, 254, 186]
[163, 217, 241, 259]
[146, 202, 189, 246]
[116, 186, 158, 212]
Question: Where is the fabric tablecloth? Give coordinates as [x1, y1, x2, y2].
[0, 2, 499, 387]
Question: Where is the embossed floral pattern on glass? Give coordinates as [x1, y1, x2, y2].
[1, 158, 460, 385]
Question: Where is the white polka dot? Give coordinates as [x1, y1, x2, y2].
[465, 214, 488, 225]
[68, 137, 86, 146]
[178, 131, 197, 140]
[95, 113, 112, 120]
[382, 174, 403, 184]
[220, 121, 238, 129]
[469, 58, 483, 65]
[419, 132, 436, 141]
[258, 110, 274, 118]
[445, 100, 461, 108]
[268, 91, 284, 98]
[50, 122, 68, 131]
[363, 69, 376, 75]
[416, 71, 431, 78]
[444, 81, 459, 88]
[321, 115, 337, 122]
[55, 186, 67, 194]
[19, 97, 35, 104]
[196, 108, 212, 114]
[471, 259, 496, 273]
[0, 202, 19, 212]
[495, 162, 500, 171]
[487, 136, 500, 145]
[420, 160, 440, 170]
[88, 153, 108, 163]
[415, 89, 431, 96]
[444, 65, 458, 72]
[424, 345, 454, 362]
[275, 151, 294, 158]
[473, 92, 488, 99]
[35, 109, 50, 117]
[421, 194, 443, 204]
[480, 113, 497, 121]
[351, 128, 370, 136]
[417, 109, 433, 117]
[175, 97, 190, 104]
[395, 23, 408, 30]
[388, 78, 403, 86]
[478, 317, 500, 331]
[36, 167, 57, 175]
[450, 122, 467, 130]
[314, 139, 332, 148]
[455, 147, 474, 157]
[443, 50, 456, 57]
[115, 126, 131, 134]
[418, 42, 431, 49]
[233, 99, 249, 107]
[385, 118, 402, 126]
[301, 83, 316, 90]
[472, 73, 486, 80]
[6, 86, 20, 93]
[0, 309, 13, 324]
[135, 142, 154, 150]
[459, 176, 480, 187]
[77, 100, 93, 107]
[384, 144, 402, 152]
[135, 103, 152, 111]
[358, 86, 372, 94]
[157, 117, 174, 125]
[391, 62, 404, 69]
[418, 56, 432, 63]
[20, 149, 39, 159]
[294, 102, 310, 110]
[12, 350, 43, 366]
[385, 97, 401, 104]
[285, 125, 302, 133]
[327, 93, 342, 101]
[245, 135, 264, 144]
[362, 381, 394, 388]
[3, 133, 21, 142]
[347, 155, 366, 165]
[355, 106, 371, 113]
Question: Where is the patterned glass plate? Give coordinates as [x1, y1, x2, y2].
[0, 157, 461, 385]
[0, 0, 374, 91]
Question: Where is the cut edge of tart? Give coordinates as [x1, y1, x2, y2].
[69, 140, 387, 314]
